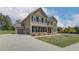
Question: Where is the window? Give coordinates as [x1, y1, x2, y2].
[43, 27, 44, 32]
[43, 27, 47, 32]
[32, 16, 33, 21]
[32, 16, 36, 22]
[32, 26, 34, 32]
[40, 27, 42, 32]
[38, 27, 40, 32]
[41, 18, 43, 23]
[45, 19, 47, 23]
[32, 26, 37, 32]
[36, 16, 39, 22]
[38, 27, 47, 32]
[39, 17, 41, 22]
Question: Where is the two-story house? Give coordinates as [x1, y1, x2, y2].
[15, 7, 58, 35]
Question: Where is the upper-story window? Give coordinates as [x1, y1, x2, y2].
[39, 17, 41, 22]
[36, 16, 39, 22]
[32, 16, 36, 22]
[32, 16, 47, 24]
[45, 19, 47, 23]
[41, 18, 43, 23]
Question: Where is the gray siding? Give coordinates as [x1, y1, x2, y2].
[22, 16, 30, 34]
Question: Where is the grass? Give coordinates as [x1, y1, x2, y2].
[36, 34, 79, 48]
[0, 30, 16, 34]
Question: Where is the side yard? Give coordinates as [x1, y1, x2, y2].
[0, 30, 16, 34]
[36, 34, 79, 48]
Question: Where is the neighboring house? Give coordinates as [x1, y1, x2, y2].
[15, 7, 58, 35]
[15, 20, 24, 34]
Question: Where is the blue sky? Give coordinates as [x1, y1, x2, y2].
[0, 7, 79, 27]
[46, 7, 79, 27]
[47, 7, 79, 20]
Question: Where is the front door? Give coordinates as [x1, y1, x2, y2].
[48, 27, 51, 33]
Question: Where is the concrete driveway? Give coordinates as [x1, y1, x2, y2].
[0, 34, 79, 51]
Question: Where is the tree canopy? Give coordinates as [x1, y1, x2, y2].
[58, 26, 79, 34]
[0, 13, 15, 30]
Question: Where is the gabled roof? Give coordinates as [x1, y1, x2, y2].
[21, 7, 48, 23]
[48, 16, 58, 23]
[21, 7, 58, 23]
[31, 7, 48, 17]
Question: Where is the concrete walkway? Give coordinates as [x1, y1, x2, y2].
[0, 34, 79, 51]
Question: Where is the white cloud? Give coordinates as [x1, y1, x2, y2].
[42, 8, 65, 27]
[72, 14, 79, 24]
[0, 7, 38, 23]
[65, 14, 79, 27]
[54, 15, 64, 27]
[54, 14, 79, 27]
[0, 7, 50, 24]
[42, 7, 50, 16]
[0, 7, 79, 27]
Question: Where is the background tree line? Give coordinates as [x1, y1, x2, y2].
[0, 13, 15, 30]
[58, 26, 79, 34]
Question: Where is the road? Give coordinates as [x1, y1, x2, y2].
[0, 34, 79, 51]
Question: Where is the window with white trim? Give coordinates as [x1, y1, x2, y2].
[41, 18, 43, 23]
[32, 16, 36, 22]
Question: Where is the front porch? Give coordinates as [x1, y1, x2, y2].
[31, 26, 54, 36]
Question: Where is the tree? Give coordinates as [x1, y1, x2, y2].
[4, 15, 12, 30]
[57, 27, 64, 33]
[64, 28, 68, 33]
[74, 26, 79, 33]
[64, 27, 76, 33]
[0, 13, 13, 30]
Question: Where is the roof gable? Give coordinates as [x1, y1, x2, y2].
[31, 7, 48, 17]
[21, 7, 48, 23]
[21, 7, 58, 23]
[48, 16, 58, 23]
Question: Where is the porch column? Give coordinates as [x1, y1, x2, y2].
[47, 27, 48, 34]
[37, 26, 38, 32]
[51, 27, 52, 34]
[51, 27, 53, 34]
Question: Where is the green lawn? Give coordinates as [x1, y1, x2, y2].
[0, 30, 16, 34]
[36, 34, 79, 48]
